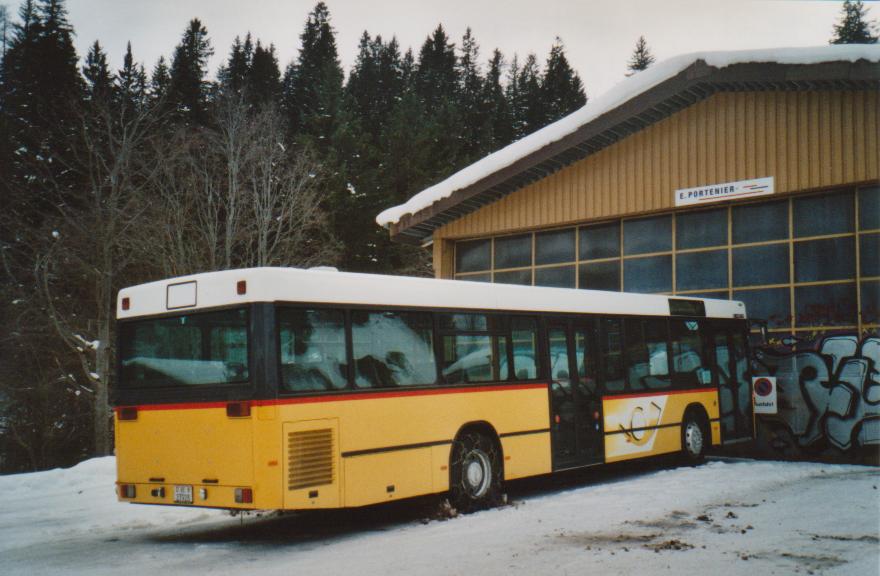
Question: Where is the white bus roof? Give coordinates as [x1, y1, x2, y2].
[116, 267, 746, 320]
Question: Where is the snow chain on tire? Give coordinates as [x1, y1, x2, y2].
[449, 431, 502, 513]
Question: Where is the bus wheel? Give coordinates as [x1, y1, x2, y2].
[449, 431, 502, 512]
[681, 414, 707, 463]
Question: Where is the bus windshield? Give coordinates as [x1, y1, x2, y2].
[119, 308, 249, 389]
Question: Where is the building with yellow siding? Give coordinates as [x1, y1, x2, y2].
[378, 46, 880, 340]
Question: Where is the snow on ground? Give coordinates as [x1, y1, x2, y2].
[0, 458, 228, 555]
[1, 456, 877, 575]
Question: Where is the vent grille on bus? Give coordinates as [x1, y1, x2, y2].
[288, 428, 335, 490]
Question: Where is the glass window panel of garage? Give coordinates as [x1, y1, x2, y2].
[452, 185, 873, 335]
[730, 187, 869, 338]
[579, 221, 621, 291]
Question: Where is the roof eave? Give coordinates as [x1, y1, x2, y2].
[389, 57, 880, 244]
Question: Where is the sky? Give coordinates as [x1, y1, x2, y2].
[54, 0, 864, 101]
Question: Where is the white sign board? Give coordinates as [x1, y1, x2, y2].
[166, 281, 197, 310]
[752, 376, 778, 415]
[675, 177, 774, 207]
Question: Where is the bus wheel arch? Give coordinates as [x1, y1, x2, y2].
[448, 422, 503, 512]
[681, 404, 710, 463]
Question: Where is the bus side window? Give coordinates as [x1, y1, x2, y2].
[278, 308, 348, 392]
[670, 319, 714, 388]
[351, 310, 436, 388]
[600, 318, 625, 393]
[624, 318, 671, 391]
[511, 317, 539, 380]
[439, 313, 505, 384]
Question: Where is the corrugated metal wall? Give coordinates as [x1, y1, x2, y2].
[433, 90, 879, 277]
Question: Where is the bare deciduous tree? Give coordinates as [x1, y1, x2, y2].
[135, 95, 339, 274]
[244, 104, 335, 267]
[34, 94, 161, 456]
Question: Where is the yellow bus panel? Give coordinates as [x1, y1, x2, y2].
[115, 408, 254, 486]
[602, 389, 719, 463]
[501, 432, 552, 480]
[116, 384, 551, 511]
[344, 448, 434, 507]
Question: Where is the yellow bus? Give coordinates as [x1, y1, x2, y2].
[114, 267, 753, 512]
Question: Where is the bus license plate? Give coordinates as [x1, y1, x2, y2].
[174, 485, 193, 504]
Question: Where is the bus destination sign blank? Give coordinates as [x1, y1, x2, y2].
[675, 176, 774, 207]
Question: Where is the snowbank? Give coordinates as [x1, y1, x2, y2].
[0, 457, 226, 554]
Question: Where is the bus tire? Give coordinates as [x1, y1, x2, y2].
[449, 430, 502, 512]
[681, 412, 707, 464]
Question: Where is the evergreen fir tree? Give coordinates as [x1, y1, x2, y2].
[2, 0, 82, 209]
[505, 53, 525, 138]
[82, 40, 112, 101]
[482, 48, 513, 150]
[346, 31, 382, 136]
[150, 55, 170, 101]
[414, 25, 458, 114]
[218, 33, 253, 95]
[375, 36, 404, 127]
[626, 35, 655, 76]
[246, 41, 281, 108]
[400, 47, 415, 91]
[36, 0, 82, 102]
[168, 18, 213, 125]
[376, 89, 433, 272]
[338, 31, 381, 270]
[456, 27, 486, 161]
[541, 38, 586, 124]
[342, 32, 409, 271]
[116, 42, 147, 109]
[282, 1, 344, 143]
[517, 53, 544, 135]
[830, 0, 878, 44]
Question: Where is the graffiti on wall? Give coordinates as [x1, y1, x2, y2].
[752, 333, 880, 458]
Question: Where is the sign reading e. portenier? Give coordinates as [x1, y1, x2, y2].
[675, 176, 774, 207]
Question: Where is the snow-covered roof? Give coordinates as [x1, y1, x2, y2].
[376, 45, 880, 236]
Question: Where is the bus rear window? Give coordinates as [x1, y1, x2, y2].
[119, 308, 249, 388]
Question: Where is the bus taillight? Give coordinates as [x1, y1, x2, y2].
[121, 297, 130, 310]
[234, 488, 253, 504]
[119, 484, 136, 499]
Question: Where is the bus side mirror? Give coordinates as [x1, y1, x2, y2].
[750, 319, 769, 345]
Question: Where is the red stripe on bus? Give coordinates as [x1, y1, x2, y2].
[603, 387, 717, 400]
[116, 382, 549, 412]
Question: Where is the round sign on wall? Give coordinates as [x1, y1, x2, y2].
[754, 377, 773, 397]
[752, 376, 778, 415]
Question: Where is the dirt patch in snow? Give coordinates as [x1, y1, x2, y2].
[761, 551, 848, 572]
[557, 531, 699, 554]
[646, 539, 695, 552]
[626, 510, 699, 531]
[806, 532, 880, 544]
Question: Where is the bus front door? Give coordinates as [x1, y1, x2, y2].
[548, 320, 604, 469]
[713, 321, 754, 443]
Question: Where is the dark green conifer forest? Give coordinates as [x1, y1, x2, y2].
[0, 1, 588, 472]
